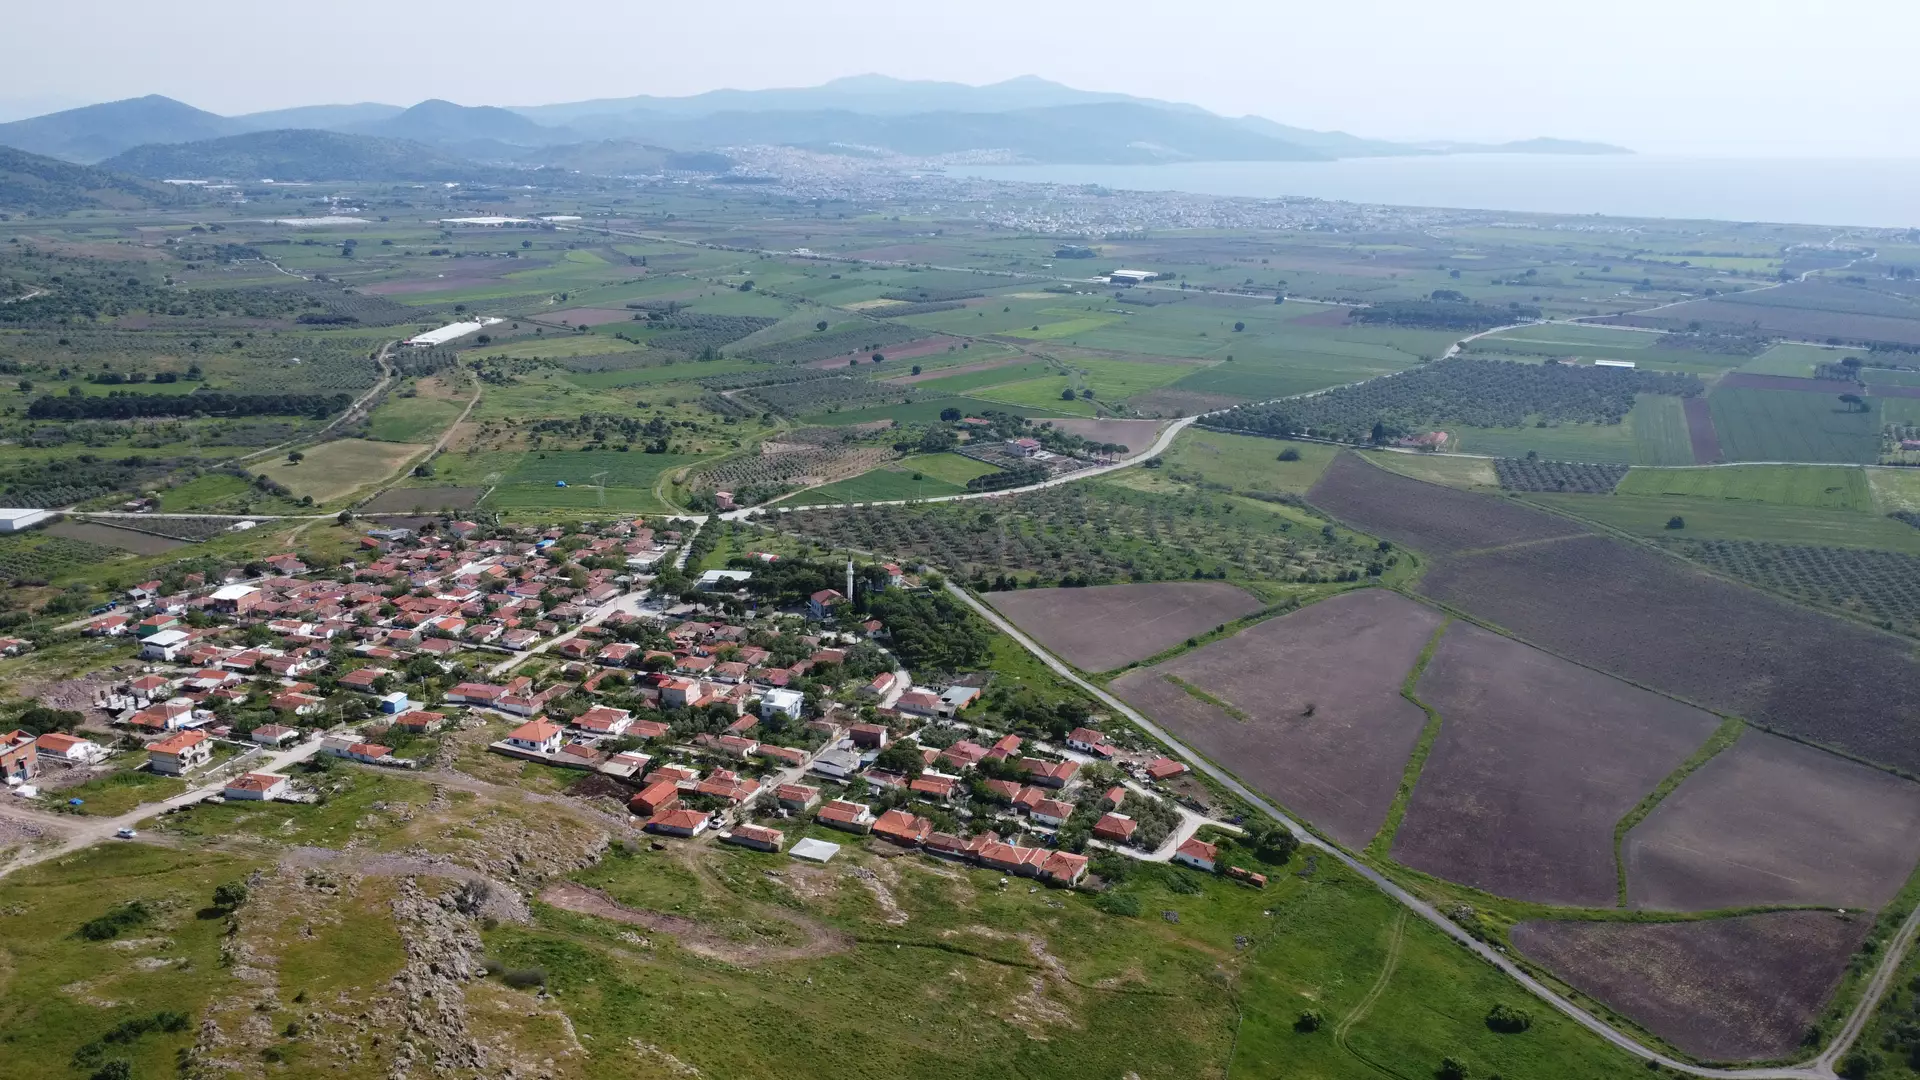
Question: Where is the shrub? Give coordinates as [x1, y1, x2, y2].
[1438, 1056, 1470, 1080]
[1666, 515, 1686, 530]
[1485, 1003, 1532, 1033]
[212, 881, 249, 910]
[1295, 1009, 1324, 1032]
[1839, 1049, 1882, 1079]
[1277, 447, 1301, 461]
[1094, 891, 1142, 917]
[78, 901, 151, 941]
[501, 967, 547, 989]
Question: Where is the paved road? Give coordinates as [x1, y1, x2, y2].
[0, 733, 329, 882]
[723, 416, 1195, 521]
[487, 588, 653, 680]
[945, 580, 1854, 1079]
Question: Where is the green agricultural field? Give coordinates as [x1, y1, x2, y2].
[893, 358, 1056, 395]
[503, 447, 706, 486]
[561, 358, 761, 389]
[1163, 429, 1342, 494]
[1367, 451, 1501, 489]
[1869, 467, 1920, 513]
[153, 472, 265, 513]
[259, 439, 426, 503]
[1615, 464, 1873, 511]
[788, 452, 1001, 504]
[1627, 394, 1696, 465]
[899, 452, 1000, 485]
[1708, 387, 1882, 464]
[1865, 368, 1920, 390]
[364, 392, 465, 444]
[784, 467, 969, 505]
[1448, 421, 1639, 463]
[479, 333, 643, 361]
[969, 377, 1100, 415]
[801, 396, 1062, 426]
[1526, 492, 1920, 553]
[1740, 342, 1840, 377]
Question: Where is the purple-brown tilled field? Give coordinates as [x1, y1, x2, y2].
[1511, 911, 1870, 1061]
[1111, 589, 1442, 848]
[987, 582, 1265, 672]
[1307, 456, 1920, 774]
[1624, 732, 1920, 910]
[1391, 624, 1721, 907]
[1307, 452, 1586, 555]
[1417, 534, 1920, 773]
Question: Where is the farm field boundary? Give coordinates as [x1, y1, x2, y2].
[950, 581, 1894, 1078]
[1610, 718, 1748, 907]
[1364, 619, 1450, 861]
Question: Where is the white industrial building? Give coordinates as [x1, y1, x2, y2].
[1107, 269, 1160, 286]
[438, 216, 533, 227]
[0, 509, 52, 533]
[405, 317, 504, 348]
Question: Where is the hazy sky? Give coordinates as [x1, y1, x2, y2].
[6, 0, 1915, 156]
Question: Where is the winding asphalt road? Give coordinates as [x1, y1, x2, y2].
[947, 581, 1877, 1080]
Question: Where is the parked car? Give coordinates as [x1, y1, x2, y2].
[115, 827, 137, 839]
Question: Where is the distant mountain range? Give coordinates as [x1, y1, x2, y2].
[0, 144, 187, 212]
[98, 130, 530, 185]
[0, 75, 1629, 182]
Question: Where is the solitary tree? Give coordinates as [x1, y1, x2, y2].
[287, 450, 304, 464]
[212, 881, 249, 910]
[1233, 321, 1245, 332]
[1839, 393, 1867, 412]
[815, 320, 828, 331]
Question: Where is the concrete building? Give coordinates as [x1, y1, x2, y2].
[760, 688, 804, 721]
[224, 773, 289, 801]
[140, 629, 192, 662]
[404, 317, 503, 348]
[148, 730, 212, 775]
[0, 509, 52, 533]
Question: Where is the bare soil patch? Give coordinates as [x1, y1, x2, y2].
[1717, 372, 1862, 394]
[1111, 589, 1443, 847]
[1417, 534, 1920, 773]
[549, 307, 640, 327]
[1511, 911, 1869, 1061]
[537, 881, 850, 966]
[882, 354, 1023, 384]
[43, 519, 188, 554]
[1608, 301, 1920, 347]
[1286, 306, 1357, 327]
[1683, 395, 1722, 463]
[1309, 452, 1587, 555]
[989, 581, 1264, 672]
[1037, 418, 1164, 457]
[1126, 388, 1250, 416]
[360, 486, 484, 513]
[1391, 623, 1721, 906]
[1624, 731, 1920, 910]
[362, 260, 546, 296]
[883, 335, 969, 360]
